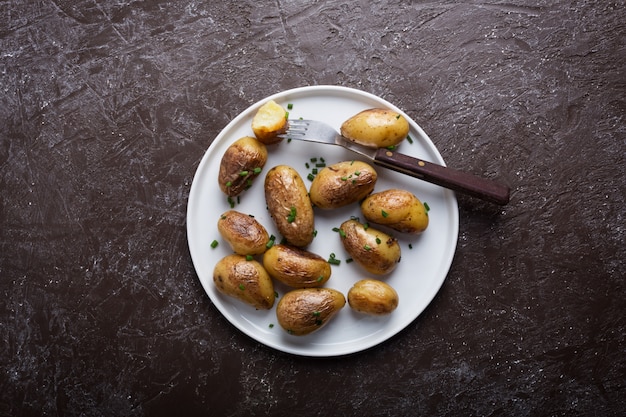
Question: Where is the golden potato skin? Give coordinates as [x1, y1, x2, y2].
[276, 288, 346, 336]
[217, 210, 270, 255]
[264, 165, 315, 247]
[263, 244, 331, 288]
[361, 189, 429, 234]
[339, 219, 401, 275]
[218, 136, 268, 197]
[251, 100, 288, 144]
[309, 160, 378, 209]
[213, 254, 275, 310]
[348, 279, 399, 315]
[340, 108, 410, 148]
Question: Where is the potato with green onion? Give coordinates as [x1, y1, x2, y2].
[348, 279, 399, 315]
[339, 219, 401, 275]
[360, 189, 429, 234]
[264, 165, 315, 247]
[340, 108, 410, 148]
[263, 244, 331, 288]
[309, 160, 377, 209]
[276, 288, 346, 336]
[218, 136, 267, 197]
[213, 254, 275, 310]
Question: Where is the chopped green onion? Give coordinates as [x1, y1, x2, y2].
[238, 284, 245, 290]
[316, 276, 324, 282]
[346, 258, 353, 263]
[312, 311, 321, 316]
[375, 237, 381, 245]
[225, 181, 232, 187]
[386, 145, 396, 151]
[285, 111, 289, 119]
[408, 243, 413, 249]
[246, 255, 253, 261]
[287, 103, 293, 110]
[307, 173, 315, 181]
[269, 323, 274, 328]
[253, 167, 262, 174]
[396, 114, 401, 119]
[239, 170, 249, 176]
[210, 240, 219, 248]
[424, 202, 430, 212]
[287, 206, 297, 223]
[381, 210, 389, 218]
[407, 135, 414, 144]
[364, 244, 371, 251]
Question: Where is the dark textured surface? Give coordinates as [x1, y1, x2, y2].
[1, 1, 624, 416]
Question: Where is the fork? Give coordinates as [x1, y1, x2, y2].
[281, 119, 510, 205]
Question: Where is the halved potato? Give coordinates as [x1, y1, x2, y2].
[252, 100, 288, 144]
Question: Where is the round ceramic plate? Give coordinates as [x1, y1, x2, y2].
[187, 86, 459, 357]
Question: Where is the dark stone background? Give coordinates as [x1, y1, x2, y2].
[1, 1, 624, 416]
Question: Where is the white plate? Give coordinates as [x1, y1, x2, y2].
[187, 85, 459, 357]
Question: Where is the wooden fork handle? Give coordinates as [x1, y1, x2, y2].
[373, 149, 510, 205]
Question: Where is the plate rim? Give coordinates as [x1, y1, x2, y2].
[187, 85, 459, 357]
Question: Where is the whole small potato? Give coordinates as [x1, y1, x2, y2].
[340, 108, 410, 149]
[348, 279, 399, 315]
[309, 160, 377, 209]
[264, 165, 315, 247]
[218, 136, 268, 197]
[251, 100, 288, 144]
[276, 288, 346, 336]
[217, 210, 270, 255]
[263, 244, 331, 288]
[361, 189, 429, 234]
[339, 219, 401, 275]
[213, 254, 275, 310]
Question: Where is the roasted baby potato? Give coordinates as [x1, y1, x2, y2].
[263, 244, 331, 288]
[309, 160, 378, 209]
[276, 288, 346, 336]
[217, 210, 270, 255]
[264, 165, 315, 247]
[361, 189, 429, 234]
[251, 100, 288, 145]
[348, 279, 399, 315]
[218, 136, 267, 197]
[213, 254, 275, 310]
[340, 108, 410, 148]
[339, 219, 401, 275]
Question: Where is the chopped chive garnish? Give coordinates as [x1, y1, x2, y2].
[287, 103, 293, 110]
[312, 168, 318, 175]
[354, 171, 360, 176]
[396, 114, 401, 119]
[381, 210, 389, 218]
[346, 258, 353, 263]
[407, 135, 413, 144]
[312, 311, 321, 316]
[305, 162, 310, 169]
[364, 244, 371, 251]
[269, 323, 274, 328]
[386, 145, 396, 151]
[246, 255, 253, 261]
[226, 181, 232, 187]
[227, 197, 235, 208]
[310, 157, 317, 163]
[253, 167, 262, 174]
[341, 176, 348, 181]
[424, 202, 430, 212]
[375, 237, 381, 244]
[239, 170, 249, 176]
[408, 243, 413, 249]
[316, 276, 324, 282]
[307, 173, 315, 181]
[210, 240, 219, 248]
[287, 206, 297, 223]
[238, 284, 245, 290]
[285, 111, 289, 119]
